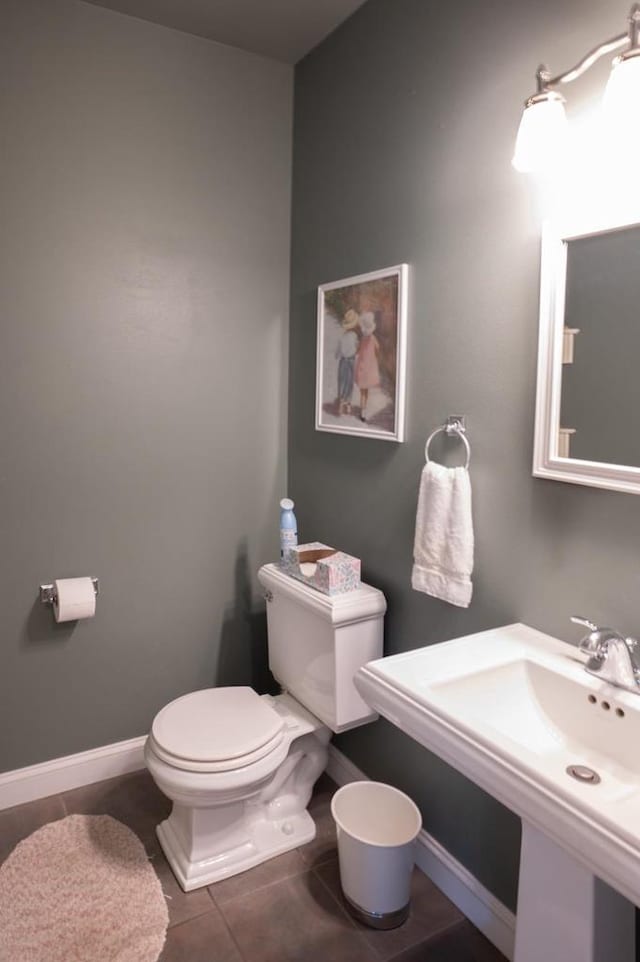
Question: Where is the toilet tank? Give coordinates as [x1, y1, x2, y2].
[258, 563, 386, 733]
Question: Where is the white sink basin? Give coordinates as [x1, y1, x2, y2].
[431, 658, 640, 787]
[355, 623, 639, 962]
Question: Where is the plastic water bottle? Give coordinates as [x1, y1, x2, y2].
[280, 498, 298, 562]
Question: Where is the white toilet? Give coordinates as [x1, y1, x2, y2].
[144, 563, 386, 891]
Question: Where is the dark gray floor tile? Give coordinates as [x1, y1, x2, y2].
[150, 846, 217, 928]
[314, 858, 464, 962]
[456, 923, 508, 962]
[209, 849, 307, 906]
[388, 920, 507, 962]
[159, 907, 243, 962]
[0, 794, 67, 864]
[309, 773, 338, 808]
[62, 769, 170, 847]
[298, 794, 338, 867]
[218, 869, 375, 962]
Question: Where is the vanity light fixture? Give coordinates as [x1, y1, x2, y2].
[513, 3, 640, 172]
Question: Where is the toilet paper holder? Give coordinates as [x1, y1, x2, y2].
[39, 578, 100, 605]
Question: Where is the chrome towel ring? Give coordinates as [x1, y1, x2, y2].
[425, 416, 470, 469]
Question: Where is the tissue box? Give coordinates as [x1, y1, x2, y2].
[282, 542, 361, 595]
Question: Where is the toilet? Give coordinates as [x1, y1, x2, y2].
[144, 562, 386, 891]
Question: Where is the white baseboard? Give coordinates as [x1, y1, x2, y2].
[327, 744, 516, 961]
[0, 736, 147, 811]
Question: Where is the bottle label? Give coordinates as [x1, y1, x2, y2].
[280, 527, 297, 559]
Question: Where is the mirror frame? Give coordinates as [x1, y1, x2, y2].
[533, 211, 640, 495]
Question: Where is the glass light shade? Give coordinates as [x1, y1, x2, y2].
[512, 94, 568, 173]
[604, 52, 640, 143]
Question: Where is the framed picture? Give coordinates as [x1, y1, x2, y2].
[316, 264, 408, 442]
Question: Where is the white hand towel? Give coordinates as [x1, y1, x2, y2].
[412, 460, 474, 607]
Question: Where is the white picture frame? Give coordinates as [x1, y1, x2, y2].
[315, 264, 408, 442]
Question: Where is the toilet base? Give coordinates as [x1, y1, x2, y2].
[157, 807, 316, 891]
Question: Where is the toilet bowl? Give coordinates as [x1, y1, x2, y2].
[144, 689, 330, 890]
[145, 564, 386, 891]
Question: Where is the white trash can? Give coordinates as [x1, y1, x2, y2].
[331, 781, 422, 929]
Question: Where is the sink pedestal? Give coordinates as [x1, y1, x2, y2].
[515, 823, 635, 962]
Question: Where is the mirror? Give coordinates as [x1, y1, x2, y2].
[533, 213, 640, 495]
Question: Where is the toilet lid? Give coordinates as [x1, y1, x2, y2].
[151, 687, 285, 765]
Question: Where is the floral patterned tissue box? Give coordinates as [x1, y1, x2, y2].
[282, 542, 361, 595]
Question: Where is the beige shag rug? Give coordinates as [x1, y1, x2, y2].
[0, 814, 168, 962]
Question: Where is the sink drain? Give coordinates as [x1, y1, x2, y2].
[566, 764, 601, 785]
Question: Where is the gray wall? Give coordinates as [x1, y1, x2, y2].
[289, 0, 640, 911]
[0, 0, 292, 772]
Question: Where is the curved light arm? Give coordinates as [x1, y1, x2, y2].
[549, 34, 628, 87]
[536, 3, 640, 92]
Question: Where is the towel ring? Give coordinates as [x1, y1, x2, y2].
[425, 420, 471, 469]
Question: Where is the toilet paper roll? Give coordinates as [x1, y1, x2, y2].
[53, 577, 96, 623]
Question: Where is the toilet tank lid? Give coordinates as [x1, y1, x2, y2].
[151, 687, 284, 763]
[258, 564, 386, 625]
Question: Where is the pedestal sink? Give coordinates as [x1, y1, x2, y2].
[355, 623, 638, 962]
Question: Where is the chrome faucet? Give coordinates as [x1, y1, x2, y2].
[570, 616, 640, 694]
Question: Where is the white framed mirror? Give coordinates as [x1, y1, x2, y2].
[533, 211, 640, 495]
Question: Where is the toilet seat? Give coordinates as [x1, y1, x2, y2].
[150, 687, 286, 774]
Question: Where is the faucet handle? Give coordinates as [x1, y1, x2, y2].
[570, 616, 620, 658]
[570, 616, 598, 632]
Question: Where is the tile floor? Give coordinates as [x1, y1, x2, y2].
[0, 770, 507, 962]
